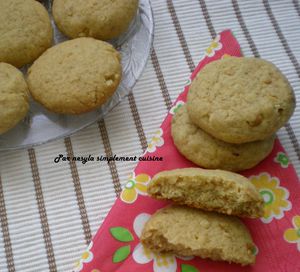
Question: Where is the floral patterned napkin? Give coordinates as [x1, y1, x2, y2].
[76, 30, 300, 272]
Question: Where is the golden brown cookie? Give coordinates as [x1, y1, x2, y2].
[187, 57, 295, 144]
[148, 168, 264, 218]
[27, 38, 122, 114]
[171, 105, 275, 171]
[53, 0, 139, 40]
[141, 205, 256, 266]
[0, 63, 29, 134]
[0, 0, 53, 68]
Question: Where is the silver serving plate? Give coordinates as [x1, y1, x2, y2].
[0, 0, 154, 151]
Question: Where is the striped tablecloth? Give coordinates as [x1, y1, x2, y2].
[0, 1, 299, 271]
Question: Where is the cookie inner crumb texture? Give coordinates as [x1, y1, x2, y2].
[148, 168, 264, 218]
[141, 205, 256, 266]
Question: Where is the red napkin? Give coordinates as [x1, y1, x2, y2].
[75, 30, 300, 272]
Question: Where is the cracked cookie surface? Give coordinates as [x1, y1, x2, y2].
[171, 105, 275, 171]
[27, 37, 122, 114]
[187, 57, 295, 144]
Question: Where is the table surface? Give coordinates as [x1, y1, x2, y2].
[0, 1, 299, 271]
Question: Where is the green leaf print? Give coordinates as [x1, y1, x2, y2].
[112, 245, 131, 263]
[110, 227, 134, 242]
[181, 264, 199, 272]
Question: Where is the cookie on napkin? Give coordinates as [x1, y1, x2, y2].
[187, 57, 295, 144]
[171, 105, 275, 171]
[148, 167, 264, 218]
[141, 205, 256, 266]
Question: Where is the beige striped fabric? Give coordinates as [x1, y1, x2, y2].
[1, 1, 300, 271]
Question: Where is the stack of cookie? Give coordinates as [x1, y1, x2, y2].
[142, 168, 264, 266]
[172, 57, 295, 172]
[139, 57, 296, 266]
[0, 0, 139, 134]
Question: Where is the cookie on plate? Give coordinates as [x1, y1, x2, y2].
[53, 0, 139, 40]
[148, 168, 264, 218]
[27, 37, 122, 114]
[141, 205, 256, 266]
[0, 63, 29, 134]
[171, 105, 275, 171]
[187, 57, 295, 144]
[0, 0, 53, 67]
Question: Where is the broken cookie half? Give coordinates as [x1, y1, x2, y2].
[148, 168, 264, 218]
[141, 205, 256, 266]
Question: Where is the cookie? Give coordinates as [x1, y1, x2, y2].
[27, 38, 122, 114]
[141, 205, 256, 266]
[171, 105, 275, 171]
[148, 168, 264, 218]
[187, 57, 295, 144]
[0, 0, 53, 68]
[53, 0, 139, 40]
[0, 63, 29, 134]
